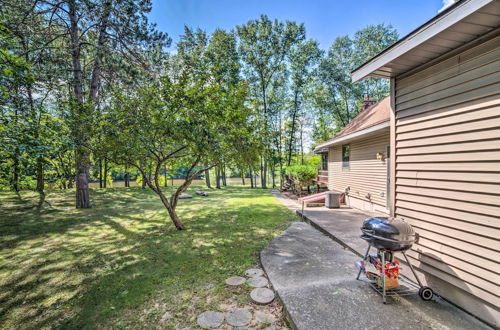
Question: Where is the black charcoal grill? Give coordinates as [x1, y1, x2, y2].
[360, 217, 416, 251]
[356, 217, 434, 303]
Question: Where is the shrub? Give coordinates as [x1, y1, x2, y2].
[283, 164, 317, 191]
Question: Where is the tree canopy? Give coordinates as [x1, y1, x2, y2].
[0, 2, 399, 228]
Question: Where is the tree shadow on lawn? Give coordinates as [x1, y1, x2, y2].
[0, 186, 294, 329]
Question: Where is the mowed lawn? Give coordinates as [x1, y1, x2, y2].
[0, 186, 294, 329]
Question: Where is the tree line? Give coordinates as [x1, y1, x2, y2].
[0, 0, 398, 228]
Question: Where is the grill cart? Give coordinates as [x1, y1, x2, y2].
[355, 217, 434, 304]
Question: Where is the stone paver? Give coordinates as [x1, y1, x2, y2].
[245, 268, 264, 277]
[196, 311, 224, 329]
[247, 276, 268, 288]
[226, 308, 252, 327]
[250, 288, 275, 305]
[225, 276, 246, 286]
[260, 221, 491, 330]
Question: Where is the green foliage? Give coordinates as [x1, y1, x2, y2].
[283, 164, 317, 188]
[313, 24, 398, 145]
[305, 155, 321, 168]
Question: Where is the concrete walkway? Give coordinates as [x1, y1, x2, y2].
[265, 191, 492, 330]
[272, 190, 376, 256]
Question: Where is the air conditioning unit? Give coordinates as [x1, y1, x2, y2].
[325, 191, 341, 209]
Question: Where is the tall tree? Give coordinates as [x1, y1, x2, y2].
[313, 24, 398, 144]
[8, 0, 169, 207]
[237, 15, 305, 188]
[353, 24, 399, 100]
[286, 40, 322, 166]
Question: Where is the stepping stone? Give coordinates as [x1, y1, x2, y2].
[247, 276, 268, 288]
[250, 288, 275, 304]
[255, 311, 275, 324]
[179, 194, 192, 199]
[245, 268, 264, 277]
[225, 276, 246, 286]
[197, 311, 224, 329]
[226, 308, 252, 327]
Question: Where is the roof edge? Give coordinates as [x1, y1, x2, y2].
[351, 0, 494, 82]
[314, 121, 390, 150]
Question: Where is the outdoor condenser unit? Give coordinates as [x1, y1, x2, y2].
[325, 191, 341, 208]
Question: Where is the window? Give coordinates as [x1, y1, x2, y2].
[342, 144, 350, 169]
[321, 153, 328, 170]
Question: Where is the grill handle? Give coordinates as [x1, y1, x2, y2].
[361, 232, 416, 244]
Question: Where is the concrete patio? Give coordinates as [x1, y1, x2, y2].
[272, 191, 378, 256]
[262, 191, 493, 330]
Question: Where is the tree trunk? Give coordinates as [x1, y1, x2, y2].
[103, 159, 108, 188]
[166, 205, 185, 230]
[11, 106, 20, 192]
[299, 120, 304, 165]
[27, 84, 44, 193]
[69, 0, 91, 208]
[222, 165, 227, 186]
[205, 167, 211, 188]
[249, 170, 254, 188]
[164, 165, 168, 187]
[36, 156, 44, 193]
[216, 166, 221, 189]
[262, 158, 267, 189]
[157, 190, 185, 230]
[287, 90, 299, 166]
[241, 170, 245, 186]
[12, 146, 20, 192]
[99, 159, 103, 188]
[124, 165, 129, 187]
[271, 164, 275, 188]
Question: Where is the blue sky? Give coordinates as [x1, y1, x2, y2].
[149, 0, 451, 50]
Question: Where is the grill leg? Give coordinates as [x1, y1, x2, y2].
[381, 250, 386, 304]
[402, 251, 423, 287]
[356, 244, 371, 280]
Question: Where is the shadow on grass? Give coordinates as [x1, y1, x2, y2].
[0, 186, 295, 329]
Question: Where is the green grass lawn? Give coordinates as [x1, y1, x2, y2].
[0, 186, 295, 329]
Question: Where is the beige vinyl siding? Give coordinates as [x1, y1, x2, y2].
[394, 32, 500, 315]
[328, 130, 389, 210]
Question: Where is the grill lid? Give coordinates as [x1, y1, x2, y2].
[361, 217, 416, 251]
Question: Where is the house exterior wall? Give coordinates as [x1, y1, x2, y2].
[393, 32, 500, 326]
[328, 130, 390, 214]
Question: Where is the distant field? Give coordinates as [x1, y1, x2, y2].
[0, 186, 293, 329]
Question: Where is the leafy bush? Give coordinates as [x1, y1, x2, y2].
[283, 164, 317, 189]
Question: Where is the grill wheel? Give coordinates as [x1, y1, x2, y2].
[419, 286, 434, 301]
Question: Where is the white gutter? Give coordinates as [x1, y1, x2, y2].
[315, 121, 390, 150]
[351, 0, 494, 82]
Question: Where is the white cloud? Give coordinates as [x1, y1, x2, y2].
[438, 0, 456, 13]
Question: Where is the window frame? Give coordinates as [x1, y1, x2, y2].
[342, 144, 350, 170]
[321, 153, 328, 171]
